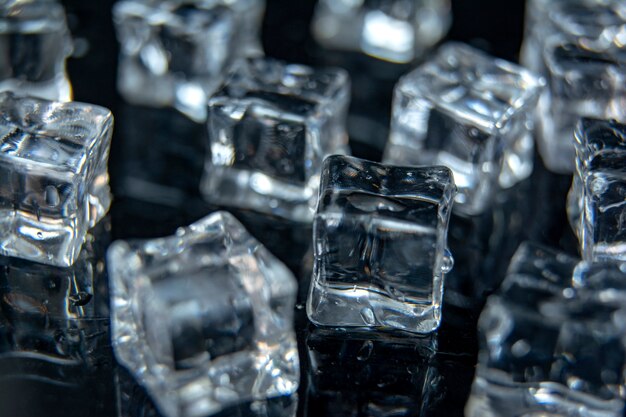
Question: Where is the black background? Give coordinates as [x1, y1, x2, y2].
[0, 1, 581, 417]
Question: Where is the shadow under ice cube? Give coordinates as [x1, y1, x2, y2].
[0, 92, 113, 267]
[0, 1, 72, 101]
[307, 155, 456, 334]
[466, 242, 626, 417]
[384, 42, 544, 215]
[568, 118, 626, 262]
[113, 0, 264, 122]
[108, 211, 299, 417]
[202, 58, 350, 222]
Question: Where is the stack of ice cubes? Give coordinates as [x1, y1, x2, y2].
[466, 242, 626, 417]
[521, 0, 626, 173]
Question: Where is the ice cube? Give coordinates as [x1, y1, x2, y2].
[465, 242, 626, 417]
[538, 40, 626, 173]
[108, 211, 300, 417]
[0, 1, 72, 101]
[567, 118, 626, 262]
[311, 0, 451, 63]
[383, 42, 544, 215]
[0, 92, 113, 267]
[201, 57, 350, 223]
[113, 0, 265, 122]
[307, 155, 456, 333]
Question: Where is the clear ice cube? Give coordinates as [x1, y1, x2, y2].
[108, 211, 300, 417]
[311, 0, 451, 63]
[383, 42, 544, 215]
[567, 118, 626, 262]
[0, 92, 113, 267]
[465, 242, 626, 417]
[113, 0, 265, 122]
[201, 57, 350, 222]
[0, 1, 72, 102]
[538, 40, 626, 173]
[306, 155, 456, 333]
[521, 0, 626, 76]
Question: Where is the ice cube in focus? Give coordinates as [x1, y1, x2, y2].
[311, 0, 451, 63]
[465, 242, 626, 417]
[538, 39, 626, 173]
[307, 155, 456, 333]
[113, 0, 265, 122]
[567, 118, 626, 262]
[201, 57, 350, 223]
[0, 92, 113, 267]
[108, 211, 300, 417]
[0, 1, 72, 101]
[383, 43, 544, 215]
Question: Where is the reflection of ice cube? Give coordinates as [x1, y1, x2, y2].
[201, 58, 350, 222]
[0, 92, 113, 267]
[384, 43, 544, 215]
[312, 0, 451, 63]
[307, 155, 456, 333]
[466, 242, 626, 417]
[568, 118, 626, 262]
[305, 328, 438, 415]
[113, 0, 265, 122]
[0, 1, 72, 101]
[108, 211, 299, 417]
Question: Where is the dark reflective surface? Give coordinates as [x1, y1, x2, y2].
[0, 1, 582, 416]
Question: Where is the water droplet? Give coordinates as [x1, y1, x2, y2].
[441, 248, 454, 273]
[69, 291, 92, 307]
[511, 339, 531, 357]
[44, 185, 60, 207]
[357, 340, 374, 361]
[360, 307, 375, 325]
[36, 232, 43, 239]
[295, 303, 304, 310]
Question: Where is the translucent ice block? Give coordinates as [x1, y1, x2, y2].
[201, 57, 350, 222]
[465, 242, 626, 417]
[307, 155, 456, 333]
[383, 42, 544, 215]
[113, 0, 265, 122]
[0, 1, 72, 101]
[108, 211, 300, 417]
[0, 92, 113, 267]
[521, 0, 626, 76]
[311, 0, 451, 63]
[538, 40, 626, 173]
[567, 118, 626, 262]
